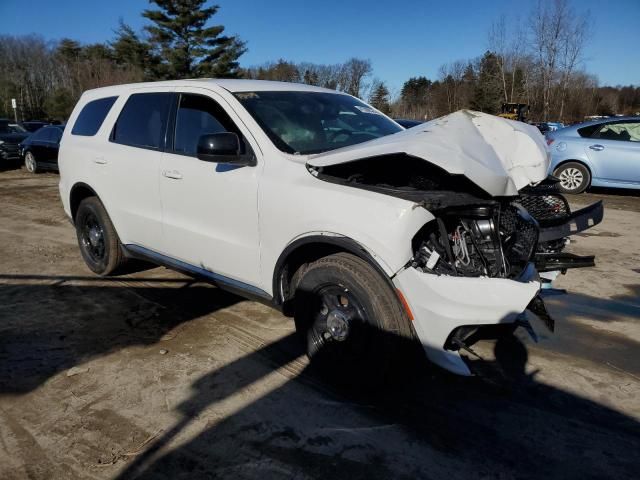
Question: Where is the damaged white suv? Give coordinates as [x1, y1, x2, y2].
[59, 80, 603, 376]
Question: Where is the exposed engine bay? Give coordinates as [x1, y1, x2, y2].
[309, 154, 602, 282]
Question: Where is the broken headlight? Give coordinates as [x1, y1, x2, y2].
[411, 204, 539, 279]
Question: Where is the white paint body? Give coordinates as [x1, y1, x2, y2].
[59, 79, 549, 376]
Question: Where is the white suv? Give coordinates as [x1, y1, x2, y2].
[58, 80, 602, 377]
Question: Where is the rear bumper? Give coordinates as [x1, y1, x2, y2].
[393, 264, 540, 375]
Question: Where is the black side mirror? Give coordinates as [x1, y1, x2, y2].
[197, 132, 254, 166]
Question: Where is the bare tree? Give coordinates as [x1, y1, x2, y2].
[530, 0, 589, 121]
[340, 58, 372, 98]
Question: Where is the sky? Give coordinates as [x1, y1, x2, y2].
[1, 0, 639, 93]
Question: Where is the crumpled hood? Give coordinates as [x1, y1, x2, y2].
[307, 110, 549, 197]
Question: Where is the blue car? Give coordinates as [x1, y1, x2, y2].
[547, 117, 640, 193]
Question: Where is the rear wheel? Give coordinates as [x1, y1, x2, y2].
[292, 252, 417, 385]
[75, 197, 126, 275]
[554, 162, 590, 194]
[24, 151, 38, 174]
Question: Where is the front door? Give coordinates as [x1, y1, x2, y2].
[159, 90, 262, 286]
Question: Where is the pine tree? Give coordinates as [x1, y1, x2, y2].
[471, 51, 503, 113]
[369, 81, 391, 114]
[143, 0, 246, 79]
[111, 21, 159, 79]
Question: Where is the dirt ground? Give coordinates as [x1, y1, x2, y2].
[0, 167, 638, 479]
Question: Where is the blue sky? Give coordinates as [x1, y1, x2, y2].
[1, 0, 638, 92]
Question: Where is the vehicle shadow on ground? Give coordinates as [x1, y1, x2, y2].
[0, 275, 241, 394]
[0, 275, 638, 478]
[113, 327, 639, 479]
[107, 288, 638, 480]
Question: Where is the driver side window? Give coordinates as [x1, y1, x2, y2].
[173, 93, 243, 156]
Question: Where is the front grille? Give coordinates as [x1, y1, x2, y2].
[515, 194, 570, 225]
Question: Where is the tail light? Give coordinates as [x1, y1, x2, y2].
[546, 138, 555, 146]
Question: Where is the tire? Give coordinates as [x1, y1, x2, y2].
[292, 252, 417, 385]
[554, 162, 590, 194]
[24, 151, 38, 174]
[75, 197, 126, 275]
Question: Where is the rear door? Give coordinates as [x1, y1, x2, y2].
[98, 89, 174, 251]
[39, 127, 61, 165]
[585, 120, 640, 184]
[159, 88, 262, 286]
[28, 128, 49, 159]
[46, 127, 62, 165]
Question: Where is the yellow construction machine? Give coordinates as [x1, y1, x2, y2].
[498, 103, 529, 122]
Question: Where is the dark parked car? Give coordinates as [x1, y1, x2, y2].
[19, 125, 64, 173]
[532, 122, 550, 134]
[394, 118, 424, 129]
[22, 120, 51, 132]
[0, 119, 30, 166]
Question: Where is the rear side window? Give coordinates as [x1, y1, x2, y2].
[30, 128, 49, 141]
[50, 128, 63, 143]
[71, 96, 118, 136]
[577, 124, 600, 138]
[111, 93, 174, 150]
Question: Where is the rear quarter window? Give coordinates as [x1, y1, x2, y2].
[577, 124, 601, 138]
[71, 96, 118, 136]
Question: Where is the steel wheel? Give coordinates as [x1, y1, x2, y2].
[80, 211, 106, 264]
[24, 151, 37, 173]
[306, 283, 369, 358]
[292, 253, 417, 386]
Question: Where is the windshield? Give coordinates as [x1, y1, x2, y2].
[234, 91, 403, 154]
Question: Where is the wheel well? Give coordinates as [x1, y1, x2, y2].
[70, 183, 98, 222]
[553, 159, 592, 180]
[273, 236, 392, 314]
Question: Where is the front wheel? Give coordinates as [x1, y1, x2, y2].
[292, 252, 417, 385]
[554, 162, 590, 194]
[24, 151, 38, 173]
[75, 197, 126, 275]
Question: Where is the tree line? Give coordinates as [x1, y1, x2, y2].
[0, 0, 637, 123]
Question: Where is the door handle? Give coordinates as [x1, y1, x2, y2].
[162, 170, 183, 180]
[93, 156, 107, 165]
[589, 144, 605, 151]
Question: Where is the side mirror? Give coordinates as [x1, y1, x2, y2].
[196, 132, 254, 166]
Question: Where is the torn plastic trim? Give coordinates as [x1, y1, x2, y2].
[538, 201, 604, 242]
[535, 252, 595, 272]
